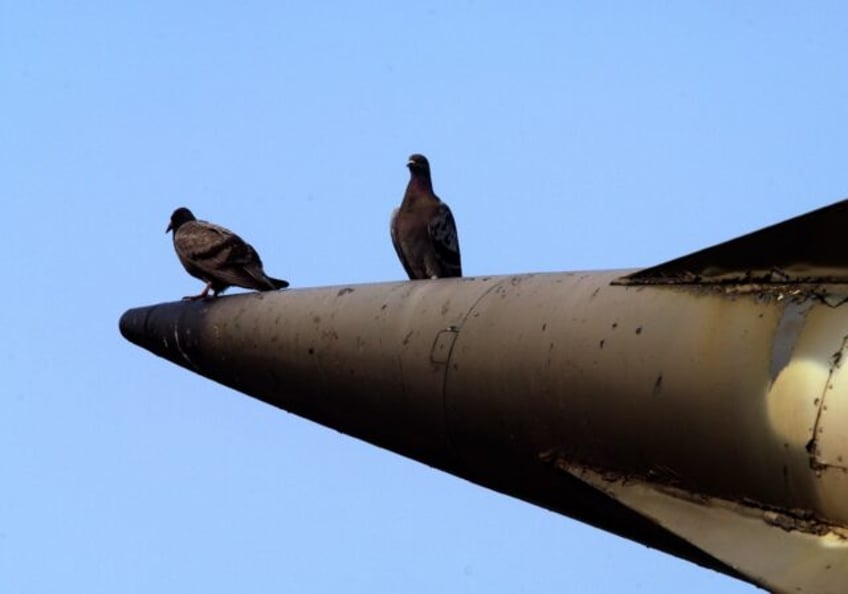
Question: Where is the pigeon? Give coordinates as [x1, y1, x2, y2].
[166, 207, 289, 300]
[390, 154, 462, 279]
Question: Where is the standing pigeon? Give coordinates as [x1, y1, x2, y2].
[166, 207, 289, 300]
[390, 154, 462, 279]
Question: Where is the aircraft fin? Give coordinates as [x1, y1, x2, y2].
[618, 199, 848, 285]
[562, 463, 848, 594]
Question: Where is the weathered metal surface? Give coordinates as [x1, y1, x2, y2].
[121, 270, 848, 592]
[565, 464, 848, 594]
[119, 200, 848, 593]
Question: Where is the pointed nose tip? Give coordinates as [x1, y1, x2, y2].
[119, 305, 149, 346]
[119, 301, 197, 359]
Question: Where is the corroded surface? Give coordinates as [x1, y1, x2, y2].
[121, 269, 848, 592]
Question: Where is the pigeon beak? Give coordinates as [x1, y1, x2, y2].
[166, 222, 173, 233]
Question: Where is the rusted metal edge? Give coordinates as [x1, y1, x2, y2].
[552, 458, 848, 594]
[615, 198, 848, 285]
[541, 450, 848, 537]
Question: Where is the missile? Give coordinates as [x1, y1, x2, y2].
[120, 199, 848, 594]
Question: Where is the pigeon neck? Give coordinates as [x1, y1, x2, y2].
[403, 173, 434, 205]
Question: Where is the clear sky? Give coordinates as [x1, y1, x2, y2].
[4, 2, 847, 592]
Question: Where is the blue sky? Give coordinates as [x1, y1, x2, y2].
[4, 2, 847, 592]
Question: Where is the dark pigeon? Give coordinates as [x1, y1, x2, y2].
[166, 207, 289, 300]
[390, 154, 462, 279]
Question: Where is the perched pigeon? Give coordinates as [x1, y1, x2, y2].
[390, 154, 462, 279]
[166, 207, 289, 300]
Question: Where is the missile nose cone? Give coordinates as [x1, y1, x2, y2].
[119, 304, 154, 349]
[120, 301, 185, 364]
[118, 283, 471, 469]
[119, 298, 219, 371]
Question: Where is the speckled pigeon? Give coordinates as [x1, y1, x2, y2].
[166, 207, 289, 300]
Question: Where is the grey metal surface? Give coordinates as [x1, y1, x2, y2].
[120, 271, 848, 592]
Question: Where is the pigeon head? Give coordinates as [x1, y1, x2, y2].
[406, 154, 431, 175]
[167, 207, 197, 233]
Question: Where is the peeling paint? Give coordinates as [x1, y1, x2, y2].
[652, 374, 663, 396]
[770, 300, 813, 382]
[811, 335, 848, 471]
[172, 323, 198, 371]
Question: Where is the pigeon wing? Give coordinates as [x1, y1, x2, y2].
[203, 229, 285, 291]
[428, 202, 462, 277]
[176, 221, 264, 288]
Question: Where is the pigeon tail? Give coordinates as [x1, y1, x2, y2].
[268, 277, 290, 290]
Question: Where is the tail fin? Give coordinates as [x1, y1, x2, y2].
[616, 198, 848, 285]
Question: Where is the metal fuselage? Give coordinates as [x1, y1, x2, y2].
[123, 200, 848, 593]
